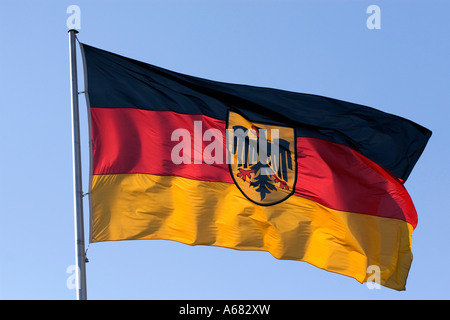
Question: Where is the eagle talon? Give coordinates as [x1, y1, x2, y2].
[279, 181, 289, 190]
[272, 174, 289, 190]
[237, 168, 254, 181]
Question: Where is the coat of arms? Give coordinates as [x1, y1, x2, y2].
[227, 111, 297, 205]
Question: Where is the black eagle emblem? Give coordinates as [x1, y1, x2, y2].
[231, 124, 294, 202]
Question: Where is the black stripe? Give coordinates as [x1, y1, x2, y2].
[80, 43, 431, 181]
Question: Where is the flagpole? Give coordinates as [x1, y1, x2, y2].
[68, 29, 87, 300]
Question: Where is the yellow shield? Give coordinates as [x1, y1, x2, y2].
[227, 111, 297, 205]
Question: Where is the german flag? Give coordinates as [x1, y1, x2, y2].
[80, 43, 431, 290]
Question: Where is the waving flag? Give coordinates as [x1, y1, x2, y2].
[80, 43, 431, 290]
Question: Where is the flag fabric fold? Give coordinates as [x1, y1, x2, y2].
[80, 43, 431, 290]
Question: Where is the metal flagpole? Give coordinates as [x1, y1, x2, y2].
[68, 29, 87, 300]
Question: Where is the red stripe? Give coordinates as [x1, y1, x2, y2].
[91, 107, 417, 226]
[91, 107, 232, 182]
[294, 137, 417, 227]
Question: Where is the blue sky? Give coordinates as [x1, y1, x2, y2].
[0, 0, 449, 300]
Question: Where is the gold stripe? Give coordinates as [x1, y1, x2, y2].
[91, 173, 413, 290]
